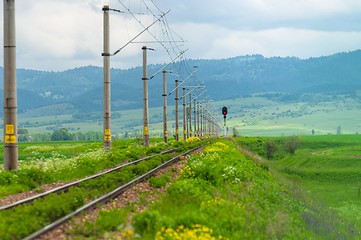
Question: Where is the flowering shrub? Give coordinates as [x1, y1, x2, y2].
[203, 142, 229, 153]
[186, 137, 201, 143]
[221, 166, 241, 184]
[156, 224, 223, 240]
[181, 165, 195, 179]
[120, 229, 135, 240]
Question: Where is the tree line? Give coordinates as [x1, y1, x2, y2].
[18, 128, 105, 142]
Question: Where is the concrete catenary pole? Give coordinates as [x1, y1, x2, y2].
[197, 102, 200, 137]
[4, 0, 18, 170]
[205, 113, 209, 137]
[162, 70, 168, 143]
[193, 99, 197, 137]
[186, 107, 190, 138]
[175, 80, 179, 141]
[189, 93, 192, 137]
[142, 46, 150, 146]
[182, 87, 187, 141]
[203, 111, 207, 137]
[102, 5, 111, 149]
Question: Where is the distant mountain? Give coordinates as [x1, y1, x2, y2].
[1, 50, 361, 114]
[192, 51, 361, 98]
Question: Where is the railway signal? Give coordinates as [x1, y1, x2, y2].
[222, 106, 228, 137]
[222, 106, 228, 116]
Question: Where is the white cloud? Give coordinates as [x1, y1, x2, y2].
[1, 0, 361, 70]
[160, 0, 361, 31]
[17, 1, 101, 63]
[175, 22, 361, 60]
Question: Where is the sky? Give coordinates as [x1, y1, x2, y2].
[1, 0, 361, 71]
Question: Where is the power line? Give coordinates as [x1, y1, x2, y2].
[111, 11, 170, 56]
[149, 49, 188, 80]
[116, 0, 170, 53]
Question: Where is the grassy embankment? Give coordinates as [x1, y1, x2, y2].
[124, 139, 317, 239]
[236, 134, 361, 237]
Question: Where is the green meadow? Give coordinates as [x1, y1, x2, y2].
[1, 92, 359, 139]
[222, 94, 361, 136]
[236, 134, 361, 235]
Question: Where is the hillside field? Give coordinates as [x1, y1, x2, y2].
[3, 92, 360, 140]
[221, 93, 361, 136]
[237, 134, 361, 236]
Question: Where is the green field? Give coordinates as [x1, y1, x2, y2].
[236, 134, 361, 236]
[222, 94, 361, 136]
[11, 104, 178, 138]
[3, 92, 359, 140]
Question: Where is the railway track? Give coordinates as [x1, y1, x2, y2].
[0, 148, 175, 211]
[1, 145, 203, 240]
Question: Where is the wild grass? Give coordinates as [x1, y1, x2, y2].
[132, 139, 315, 239]
[236, 135, 361, 237]
[0, 138, 196, 198]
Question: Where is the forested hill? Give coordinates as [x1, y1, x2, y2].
[192, 50, 361, 99]
[1, 50, 361, 114]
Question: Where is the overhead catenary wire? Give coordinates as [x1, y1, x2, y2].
[112, 1, 189, 72]
[116, 0, 186, 64]
[117, 1, 193, 83]
[114, 0, 198, 96]
[116, 0, 173, 56]
[140, 0, 177, 59]
[179, 85, 205, 100]
[112, 0, 222, 135]
[149, 49, 187, 80]
[168, 68, 199, 96]
[111, 11, 170, 56]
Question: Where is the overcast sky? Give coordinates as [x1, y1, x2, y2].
[1, 0, 361, 71]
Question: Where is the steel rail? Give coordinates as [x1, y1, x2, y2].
[0, 148, 175, 211]
[23, 145, 202, 240]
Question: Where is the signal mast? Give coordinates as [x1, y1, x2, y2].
[222, 106, 228, 137]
